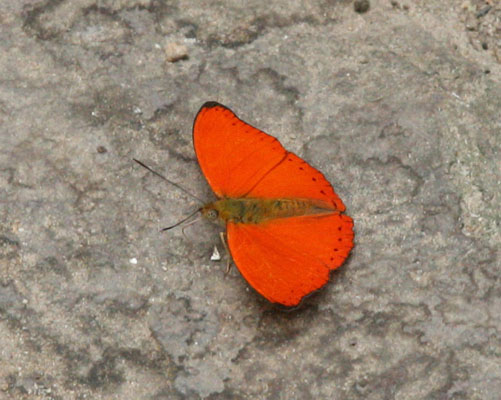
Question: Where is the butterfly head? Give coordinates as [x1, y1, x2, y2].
[201, 200, 240, 225]
[201, 202, 224, 225]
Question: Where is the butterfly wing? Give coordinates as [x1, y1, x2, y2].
[227, 213, 354, 306]
[246, 152, 346, 211]
[193, 102, 345, 211]
[193, 102, 287, 198]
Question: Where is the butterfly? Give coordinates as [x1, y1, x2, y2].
[194, 102, 354, 307]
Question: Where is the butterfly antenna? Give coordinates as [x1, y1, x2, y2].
[161, 207, 202, 231]
[133, 158, 205, 203]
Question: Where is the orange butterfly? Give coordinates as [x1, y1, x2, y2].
[194, 102, 354, 307]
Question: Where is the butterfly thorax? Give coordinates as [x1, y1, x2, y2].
[202, 198, 334, 225]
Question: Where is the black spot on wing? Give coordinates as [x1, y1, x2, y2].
[200, 101, 224, 109]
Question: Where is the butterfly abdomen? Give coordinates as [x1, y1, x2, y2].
[204, 198, 334, 225]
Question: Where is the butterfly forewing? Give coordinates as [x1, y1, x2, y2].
[193, 102, 287, 198]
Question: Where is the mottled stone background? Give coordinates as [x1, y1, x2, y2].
[0, 0, 499, 399]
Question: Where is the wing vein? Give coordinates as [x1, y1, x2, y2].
[242, 151, 290, 197]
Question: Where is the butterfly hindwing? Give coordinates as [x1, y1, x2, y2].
[226, 213, 354, 306]
[246, 152, 346, 211]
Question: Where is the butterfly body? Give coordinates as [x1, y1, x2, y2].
[193, 102, 354, 307]
[202, 197, 336, 225]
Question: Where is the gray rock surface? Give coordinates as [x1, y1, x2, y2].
[0, 0, 499, 399]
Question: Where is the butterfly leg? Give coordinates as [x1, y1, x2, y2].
[180, 215, 202, 239]
[219, 231, 232, 275]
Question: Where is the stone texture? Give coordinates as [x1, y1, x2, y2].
[0, 0, 499, 399]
